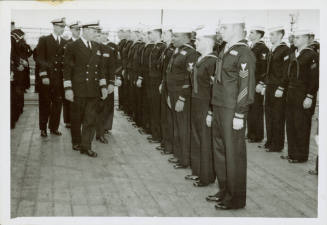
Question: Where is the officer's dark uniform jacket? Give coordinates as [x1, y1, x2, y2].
[285, 47, 319, 109]
[190, 52, 217, 100]
[265, 42, 290, 91]
[166, 43, 199, 100]
[37, 34, 68, 90]
[63, 38, 106, 97]
[251, 40, 269, 84]
[212, 40, 256, 115]
[149, 41, 166, 78]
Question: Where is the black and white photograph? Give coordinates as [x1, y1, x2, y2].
[0, 0, 326, 225]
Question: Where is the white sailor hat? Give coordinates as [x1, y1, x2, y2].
[196, 26, 217, 37]
[148, 25, 163, 32]
[268, 26, 285, 33]
[293, 29, 313, 36]
[51, 17, 66, 26]
[69, 21, 81, 29]
[172, 26, 193, 34]
[81, 20, 100, 29]
[249, 26, 265, 32]
[220, 16, 245, 25]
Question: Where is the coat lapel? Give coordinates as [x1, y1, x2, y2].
[77, 39, 92, 58]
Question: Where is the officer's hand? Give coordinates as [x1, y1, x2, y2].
[303, 97, 313, 109]
[159, 83, 162, 94]
[275, 89, 283, 98]
[10, 71, 14, 81]
[175, 100, 184, 112]
[233, 117, 244, 130]
[17, 65, 24, 71]
[206, 114, 212, 127]
[167, 96, 171, 109]
[108, 84, 115, 94]
[122, 70, 126, 78]
[261, 86, 266, 96]
[101, 88, 108, 100]
[42, 78, 50, 85]
[256, 84, 263, 93]
[65, 90, 74, 102]
[115, 78, 122, 87]
[136, 78, 142, 88]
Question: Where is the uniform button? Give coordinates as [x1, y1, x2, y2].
[86, 65, 89, 67]
[54, 68, 57, 71]
[86, 78, 89, 81]
[86, 71, 89, 74]
[55, 61, 57, 64]
[95, 65, 98, 67]
[95, 72, 98, 74]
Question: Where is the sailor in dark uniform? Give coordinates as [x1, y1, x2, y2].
[158, 28, 175, 154]
[282, 29, 319, 163]
[37, 17, 68, 137]
[63, 21, 108, 157]
[262, 26, 290, 152]
[139, 26, 166, 144]
[117, 28, 127, 111]
[95, 29, 117, 143]
[187, 26, 217, 187]
[63, 21, 81, 129]
[166, 27, 199, 169]
[246, 26, 269, 143]
[206, 18, 256, 210]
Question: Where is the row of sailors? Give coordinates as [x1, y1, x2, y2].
[10, 17, 319, 210]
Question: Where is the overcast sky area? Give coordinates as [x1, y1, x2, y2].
[11, 9, 319, 45]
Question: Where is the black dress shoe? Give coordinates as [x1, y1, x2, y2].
[173, 163, 187, 169]
[288, 159, 307, 163]
[206, 193, 223, 202]
[156, 146, 165, 151]
[40, 130, 48, 137]
[50, 130, 62, 136]
[280, 155, 290, 160]
[72, 144, 81, 151]
[266, 148, 282, 152]
[215, 203, 232, 210]
[248, 139, 262, 143]
[168, 158, 179, 163]
[149, 139, 161, 144]
[80, 149, 98, 158]
[160, 150, 172, 155]
[96, 136, 108, 144]
[193, 181, 208, 187]
[258, 142, 270, 149]
[308, 170, 318, 175]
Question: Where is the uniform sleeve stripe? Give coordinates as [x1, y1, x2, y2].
[63, 80, 72, 88]
[237, 87, 248, 102]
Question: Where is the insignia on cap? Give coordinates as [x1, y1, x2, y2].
[230, 50, 238, 56]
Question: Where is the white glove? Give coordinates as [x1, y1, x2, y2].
[136, 78, 142, 88]
[42, 78, 50, 85]
[159, 83, 162, 94]
[303, 97, 313, 109]
[261, 86, 266, 96]
[65, 90, 74, 102]
[256, 84, 263, 93]
[175, 99, 184, 112]
[108, 84, 115, 94]
[233, 117, 244, 130]
[206, 114, 212, 127]
[17, 65, 24, 71]
[122, 70, 126, 77]
[10, 71, 14, 81]
[20, 59, 28, 67]
[275, 89, 283, 98]
[115, 78, 122, 87]
[101, 88, 108, 100]
[167, 96, 172, 109]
